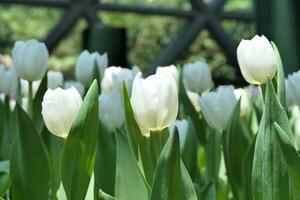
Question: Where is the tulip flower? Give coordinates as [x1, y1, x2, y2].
[237, 35, 277, 85]
[199, 86, 237, 130]
[131, 72, 178, 133]
[99, 91, 124, 132]
[0, 64, 17, 95]
[47, 71, 63, 89]
[285, 71, 300, 107]
[75, 50, 108, 87]
[12, 39, 49, 81]
[41, 87, 82, 138]
[183, 61, 212, 95]
[234, 88, 250, 117]
[131, 65, 141, 78]
[64, 81, 85, 97]
[187, 90, 200, 112]
[156, 65, 179, 83]
[20, 79, 41, 98]
[101, 66, 134, 94]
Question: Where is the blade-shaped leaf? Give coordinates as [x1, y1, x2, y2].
[196, 181, 216, 200]
[151, 130, 197, 200]
[114, 131, 149, 200]
[10, 104, 50, 200]
[252, 79, 292, 200]
[33, 74, 47, 133]
[0, 160, 10, 197]
[99, 189, 116, 200]
[123, 83, 154, 184]
[60, 80, 99, 200]
[223, 99, 250, 199]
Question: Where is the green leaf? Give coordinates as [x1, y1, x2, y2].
[252, 79, 292, 200]
[85, 172, 95, 200]
[0, 160, 11, 197]
[179, 70, 206, 144]
[99, 189, 116, 200]
[94, 123, 116, 198]
[114, 131, 149, 200]
[274, 123, 300, 196]
[223, 99, 250, 199]
[123, 83, 154, 184]
[33, 74, 47, 133]
[196, 181, 216, 200]
[60, 80, 99, 200]
[10, 104, 50, 200]
[271, 42, 285, 106]
[151, 130, 197, 200]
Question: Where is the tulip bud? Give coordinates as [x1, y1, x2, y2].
[285, 71, 300, 107]
[156, 65, 179, 83]
[101, 66, 134, 94]
[41, 87, 82, 138]
[47, 71, 63, 89]
[131, 72, 178, 133]
[12, 39, 49, 81]
[234, 88, 250, 117]
[186, 90, 200, 112]
[199, 86, 237, 130]
[64, 81, 85, 97]
[183, 61, 212, 95]
[99, 91, 124, 132]
[75, 50, 108, 87]
[0, 64, 17, 95]
[237, 35, 277, 84]
[20, 79, 41, 98]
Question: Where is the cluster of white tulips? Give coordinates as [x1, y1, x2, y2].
[1, 34, 300, 200]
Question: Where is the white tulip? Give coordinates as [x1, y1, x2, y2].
[131, 65, 141, 78]
[131, 72, 178, 133]
[20, 79, 41, 98]
[0, 64, 17, 95]
[12, 39, 49, 81]
[183, 61, 212, 95]
[199, 86, 237, 130]
[41, 87, 82, 138]
[75, 50, 108, 87]
[64, 81, 85, 97]
[47, 71, 63, 89]
[237, 35, 277, 85]
[101, 66, 134, 94]
[169, 119, 188, 150]
[156, 65, 179, 83]
[187, 90, 200, 112]
[285, 71, 300, 107]
[234, 88, 250, 117]
[99, 91, 124, 132]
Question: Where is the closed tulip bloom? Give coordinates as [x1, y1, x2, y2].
[75, 50, 108, 87]
[64, 81, 85, 97]
[41, 87, 82, 138]
[285, 71, 300, 107]
[101, 66, 134, 94]
[183, 61, 212, 95]
[199, 86, 237, 130]
[156, 65, 179, 83]
[131, 65, 141, 78]
[237, 35, 277, 85]
[99, 91, 124, 132]
[234, 88, 250, 117]
[12, 39, 49, 81]
[47, 71, 63, 89]
[131, 72, 178, 133]
[0, 64, 17, 95]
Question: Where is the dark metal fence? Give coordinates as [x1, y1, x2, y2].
[0, 0, 255, 84]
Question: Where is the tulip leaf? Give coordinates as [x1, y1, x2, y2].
[196, 181, 216, 200]
[0, 160, 11, 197]
[33, 74, 47, 133]
[252, 79, 292, 200]
[122, 83, 154, 184]
[60, 80, 99, 200]
[179, 70, 206, 145]
[94, 123, 116, 198]
[223, 99, 250, 199]
[151, 130, 197, 200]
[99, 189, 116, 200]
[114, 131, 150, 200]
[10, 104, 50, 200]
[274, 123, 300, 196]
[271, 42, 285, 106]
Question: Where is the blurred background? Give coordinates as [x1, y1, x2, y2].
[0, 0, 299, 85]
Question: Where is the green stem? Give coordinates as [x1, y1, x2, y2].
[260, 83, 266, 102]
[150, 130, 164, 166]
[28, 80, 33, 119]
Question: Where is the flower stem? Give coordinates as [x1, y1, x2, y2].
[28, 80, 33, 119]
